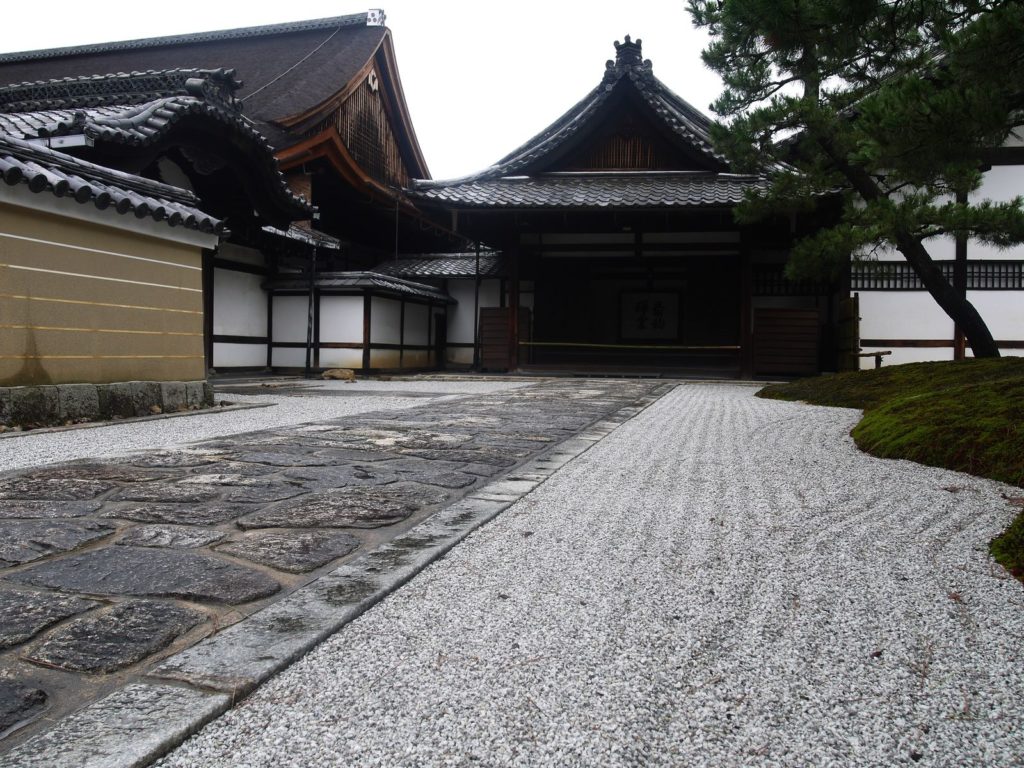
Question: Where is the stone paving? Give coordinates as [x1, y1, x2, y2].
[0, 378, 668, 757]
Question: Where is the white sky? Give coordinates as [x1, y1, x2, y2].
[2, 1, 723, 180]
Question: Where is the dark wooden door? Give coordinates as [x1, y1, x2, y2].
[753, 308, 820, 376]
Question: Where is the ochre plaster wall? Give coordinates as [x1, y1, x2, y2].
[0, 203, 205, 385]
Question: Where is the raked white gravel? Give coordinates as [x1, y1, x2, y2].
[0, 379, 528, 473]
[156, 382, 1024, 767]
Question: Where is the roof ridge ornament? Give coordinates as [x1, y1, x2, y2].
[604, 36, 654, 88]
[614, 35, 643, 66]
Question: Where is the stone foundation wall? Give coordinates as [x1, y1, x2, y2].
[0, 380, 214, 429]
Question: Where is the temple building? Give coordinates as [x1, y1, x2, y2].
[410, 36, 840, 377]
[1, 14, 1020, 389]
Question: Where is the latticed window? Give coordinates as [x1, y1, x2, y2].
[851, 261, 1024, 290]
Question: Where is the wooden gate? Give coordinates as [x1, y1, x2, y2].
[837, 294, 860, 372]
[478, 307, 531, 371]
[752, 308, 820, 376]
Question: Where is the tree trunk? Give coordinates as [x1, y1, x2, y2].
[894, 233, 1001, 358]
[821, 142, 1002, 358]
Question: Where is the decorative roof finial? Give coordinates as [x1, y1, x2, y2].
[613, 35, 643, 67]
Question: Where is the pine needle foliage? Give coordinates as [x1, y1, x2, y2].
[688, 0, 1024, 357]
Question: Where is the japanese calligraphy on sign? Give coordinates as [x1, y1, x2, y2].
[620, 292, 679, 340]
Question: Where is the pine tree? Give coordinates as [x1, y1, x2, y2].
[689, 0, 1024, 358]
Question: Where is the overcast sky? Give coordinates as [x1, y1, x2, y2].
[3, 1, 723, 180]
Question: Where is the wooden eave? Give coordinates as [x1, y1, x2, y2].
[269, 29, 430, 180]
[276, 128, 460, 240]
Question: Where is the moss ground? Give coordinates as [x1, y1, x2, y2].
[758, 358, 1024, 579]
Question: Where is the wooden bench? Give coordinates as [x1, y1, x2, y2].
[857, 350, 892, 369]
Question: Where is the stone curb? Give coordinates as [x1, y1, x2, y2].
[0, 383, 675, 768]
[0, 403, 271, 440]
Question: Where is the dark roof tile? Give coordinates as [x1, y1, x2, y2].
[0, 69, 314, 222]
[266, 271, 453, 302]
[410, 172, 766, 210]
[373, 252, 505, 279]
[0, 16, 385, 135]
[0, 133, 222, 233]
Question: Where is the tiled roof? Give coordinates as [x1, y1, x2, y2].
[0, 68, 242, 112]
[261, 224, 344, 251]
[416, 36, 728, 190]
[0, 69, 313, 223]
[373, 251, 505, 279]
[410, 172, 766, 210]
[0, 133, 222, 233]
[0, 15, 385, 146]
[266, 271, 453, 302]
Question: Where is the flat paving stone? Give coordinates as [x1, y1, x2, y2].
[0, 520, 117, 567]
[25, 599, 205, 673]
[114, 483, 222, 504]
[116, 525, 227, 549]
[390, 469, 478, 489]
[216, 530, 361, 573]
[128, 452, 219, 468]
[0, 590, 99, 650]
[101, 503, 251, 526]
[0, 477, 116, 501]
[222, 484, 309, 504]
[282, 464, 400, 488]
[0, 680, 46, 736]
[238, 483, 449, 530]
[0, 683, 230, 768]
[399, 448, 519, 466]
[226, 451, 339, 467]
[6, 547, 280, 605]
[0, 500, 103, 519]
[33, 464, 166, 483]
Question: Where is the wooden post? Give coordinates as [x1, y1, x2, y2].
[399, 299, 405, 369]
[509, 245, 520, 370]
[362, 294, 372, 371]
[265, 291, 274, 370]
[953, 190, 969, 360]
[202, 250, 214, 374]
[473, 240, 481, 369]
[739, 234, 753, 379]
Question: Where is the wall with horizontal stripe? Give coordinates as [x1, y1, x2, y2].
[855, 152, 1024, 368]
[0, 202, 205, 385]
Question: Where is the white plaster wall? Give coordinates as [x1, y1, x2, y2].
[272, 296, 312, 343]
[447, 348, 474, 366]
[318, 348, 364, 368]
[447, 282, 477, 344]
[868, 236, 954, 262]
[859, 292, 954, 340]
[404, 303, 428, 345]
[370, 297, 401, 344]
[447, 279, 503, 364]
[271, 347, 307, 368]
[969, 292, 1024, 339]
[319, 296, 363, 344]
[214, 342, 265, 368]
[213, 269, 267, 337]
[970, 166, 1024, 260]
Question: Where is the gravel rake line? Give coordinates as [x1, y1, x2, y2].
[155, 383, 1024, 767]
